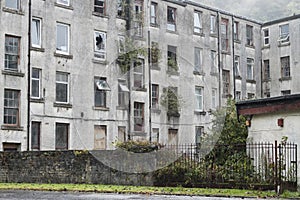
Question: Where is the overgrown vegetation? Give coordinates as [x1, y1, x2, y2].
[114, 140, 161, 153]
[160, 88, 183, 118]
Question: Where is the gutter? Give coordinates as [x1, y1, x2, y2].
[27, 0, 32, 151]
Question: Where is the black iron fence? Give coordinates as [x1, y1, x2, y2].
[154, 141, 297, 192]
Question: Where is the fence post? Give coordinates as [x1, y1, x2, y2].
[275, 140, 279, 194]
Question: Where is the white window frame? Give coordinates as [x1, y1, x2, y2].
[150, 2, 157, 25]
[167, 7, 176, 32]
[281, 56, 290, 78]
[233, 21, 239, 41]
[57, 0, 69, 6]
[95, 77, 110, 108]
[194, 11, 202, 34]
[94, 31, 106, 60]
[279, 24, 289, 43]
[210, 15, 216, 34]
[133, 58, 144, 88]
[134, 102, 144, 132]
[55, 72, 69, 104]
[4, 89, 20, 126]
[5, 35, 20, 71]
[247, 58, 254, 80]
[151, 84, 159, 109]
[195, 87, 203, 111]
[31, 68, 42, 99]
[118, 80, 129, 107]
[31, 18, 42, 48]
[263, 28, 269, 46]
[246, 25, 253, 46]
[5, 0, 20, 10]
[194, 47, 202, 73]
[56, 23, 70, 54]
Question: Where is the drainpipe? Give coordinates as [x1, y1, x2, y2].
[27, 0, 32, 151]
[148, 30, 152, 142]
[231, 15, 236, 100]
[217, 12, 222, 107]
[126, 0, 131, 140]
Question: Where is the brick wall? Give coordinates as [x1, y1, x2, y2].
[0, 151, 153, 185]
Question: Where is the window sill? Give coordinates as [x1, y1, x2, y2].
[54, 3, 74, 10]
[194, 111, 206, 116]
[132, 35, 145, 41]
[235, 75, 242, 80]
[151, 108, 161, 114]
[54, 103, 73, 108]
[93, 106, 109, 111]
[92, 58, 107, 65]
[210, 33, 218, 38]
[1, 125, 24, 131]
[30, 98, 45, 103]
[132, 87, 147, 92]
[210, 71, 218, 76]
[263, 78, 271, 82]
[193, 32, 205, 37]
[234, 39, 241, 44]
[116, 106, 128, 110]
[221, 50, 231, 55]
[167, 70, 180, 76]
[193, 71, 205, 76]
[116, 15, 126, 20]
[2, 7, 24, 15]
[278, 42, 290, 47]
[92, 12, 109, 18]
[31, 47, 45, 52]
[131, 131, 146, 136]
[150, 23, 159, 28]
[246, 79, 256, 84]
[279, 77, 292, 81]
[54, 52, 73, 59]
[166, 30, 178, 34]
[262, 45, 270, 49]
[2, 70, 25, 77]
[222, 94, 232, 98]
[151, 65, 161, 71]
[245, 44, 255, 49]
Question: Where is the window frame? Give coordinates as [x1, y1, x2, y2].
[212, 88, 217, 109]
[117, 0, 125, 17]
[55, 123, 69, 150]
[55, 72, 70, 104]
[246, 25, 253, 46]
[5, 0, 20, 10]
[281, 56, 290, 78]
[31, 17, 42, 48]
[134, 102, 144, 132]
[222, 70, 230, 96]
[167, 6, 176, 32]
[195, 126, 204, 145]
[210, 15, 216, 34]
[263, 59, 270, 80]
[151, 84, 159, 109]
[150, 2, 158, 26]
[4, 35, 20, 71]
[193, 11, 202, 34]
[56, 22, 70, 55]
[94, 0, 106, 15]
[195, 86, 204, 112]
[210, 50, 217, 73]
[234, 55, 240, 77]
[133, 58, 145, 89]
[233, 21, 239, 41]
[118, 80, 129, 108]
[221, 18, 229, 51]
[3, 89, 20, 126]
[247, 58, 254, 80]
[94, 31, 106, 60]
[194, 47, 202, 73]
[279, 24, 289, 43]
[94, 77, 109, 108]
[167, 45, 177, 72]
[56, 0, 70, 6]
[263, 28, 270, 46]
[31, 68, 42, 99]
[31, 121, 41, 150]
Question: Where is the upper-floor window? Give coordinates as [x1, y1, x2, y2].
[210, 15, 216, 34]
[117, 0, 125, 17]
[221, 18, 229, 51]
[279, 24, 289, 43]
[167, 45, 178, 72]
[247, 58, 254, 80]
[194, 47, 202, 73]
[263, 59, 270, 80]
[134, 0, 143, 20]
[246, 25, 253, 46]
[4, 89, 20, 126]
[5, 35, 20, 71]
[150, 2, 157, 25]
[133, 59, 144, 88]
[195, 87, 203, 111]
[167, 7, 176, 32]
[31, 18, 41, 48]
[151, 84, 159, 109]
[31, 68, 42, 99]
[94, 31, 106, 60]
[57, 0, 69, 6]
[222, 70, 230, 96]
[210, 50, 217, 73]
[95, 77, 110, 108]
[233, 21, 239, 41]
[134, 102, 144, 132]
[56, 23, 70, 54]
[234, 55, 240, 77]
[5, 0, 20, 10]
[118, 80, 129, 107]
[56, 72, 69, 103]
[281, 56, 290, 78]
[194, 11, 202, 34]
[94, 0, 105, 15]
[263, 28, 269, 46]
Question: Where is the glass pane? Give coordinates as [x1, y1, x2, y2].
[56, 83, 68, 102]
[56, 24, 68, 52]
[5, 0, 19, 9]
[31, 19, 40, 46]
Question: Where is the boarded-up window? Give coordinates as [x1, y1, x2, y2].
[168, 129, 178, 145]
[94, 125, 106, 150]
[118, 126, 126, 142]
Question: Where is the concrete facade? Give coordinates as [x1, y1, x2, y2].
[0, 0, 270, 151]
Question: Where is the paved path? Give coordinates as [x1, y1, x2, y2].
[0, 190, 277, 200]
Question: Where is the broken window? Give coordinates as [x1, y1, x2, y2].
[151, 84, 159, 109]
[5, 35, 20, 71]
[195, 87, 203, 111]
[221, 18, 229, 51]
[5, 0, 20, 10]
[56, 23, 69, 54]
[94, 0, 105, 15]
[234, 55, 240, 77]
[4, 89, 20, 126]
[57, 0, 69, 6]
[279, 24, 289, 43]
[95, 77, 110, 108]
[263, 28, 269, 46]
[94, 31, 106, 60]
[281, 56, 290, 78]
[168, 129, 178, 145]
[167, 45, 177, 72]
[246, 25, 253, 46]
[31, 68, 41, 99]
[134, 102, 144, 132]
[56, 72, 69, 103]
[133, 59, 144, 88]
[247, 58, 254, 80]
[194, 11, 202, 34]
[194, 47, 202, 73]
[117, 0, 125, 17]
[31, 121, 41, 150]
[167, 7, 176, 31]
[133, 0, 143, 37]
[222, 70, 230, 96]
[55, 123, 69, 150]
[31, 18, 41, 48]
[233, 21, 239, 41]
[150, 2, 157, 25]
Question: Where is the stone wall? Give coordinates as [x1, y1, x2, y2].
[0, 151, 153, 186]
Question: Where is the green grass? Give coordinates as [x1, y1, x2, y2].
[0, 183, 299, 198]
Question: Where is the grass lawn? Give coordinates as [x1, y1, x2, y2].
[0, 183, 299, 198]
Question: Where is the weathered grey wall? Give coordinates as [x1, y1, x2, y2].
[0, 151, 153, 186]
